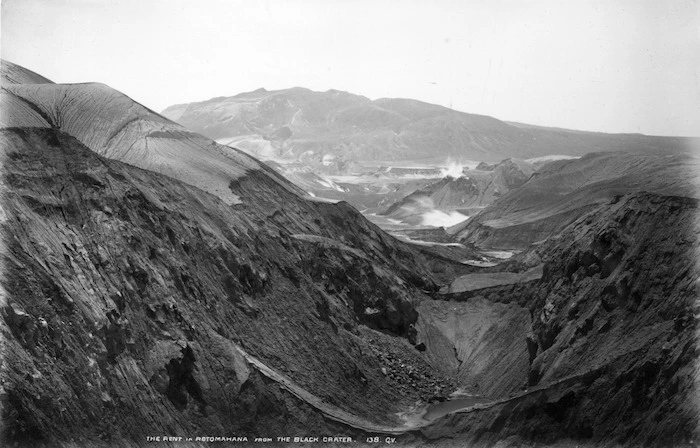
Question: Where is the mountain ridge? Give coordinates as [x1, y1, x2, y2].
[449, 150, 700, 248]
[1, 74, 295, 206]
[162, 87, 694, 170]
[0, 60, 54, 85]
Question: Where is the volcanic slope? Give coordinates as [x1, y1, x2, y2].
[0, 62, 460, 445]
[411, 191, 700, 447]
[0, 60, 54, 85]
[0, 126, 462, 446]
[450, 151, 700, 249]
[0, 60, 287, 206]
[162, 87, 693, 168]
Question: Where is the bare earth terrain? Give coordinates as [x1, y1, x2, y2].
[1, 60, 698, 447]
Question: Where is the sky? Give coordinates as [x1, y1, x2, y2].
[2, 0, 699, 136]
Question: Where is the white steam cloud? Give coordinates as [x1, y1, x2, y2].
[421, 210, 469, 227]
[403, 196, 435, 211]
[440, 161, 465, 178]
[399, 194, 469, 228]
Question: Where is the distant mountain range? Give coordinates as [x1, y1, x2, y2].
[162, 87, 693, 170]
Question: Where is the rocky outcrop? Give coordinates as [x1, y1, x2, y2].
[415, 192, 699, 446]
[0, 127, 452, 446]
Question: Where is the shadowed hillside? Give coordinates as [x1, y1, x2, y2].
[413, 192, 700, 447]
[0, 62, 463, 445]
[0, 125, 455, 445]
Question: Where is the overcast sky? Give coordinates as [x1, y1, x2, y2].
[2, 0, 698, 136]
